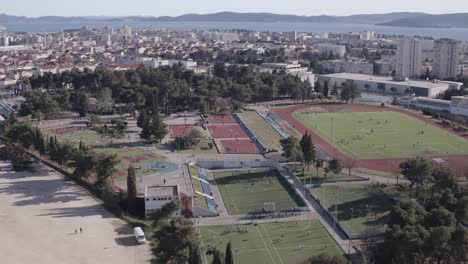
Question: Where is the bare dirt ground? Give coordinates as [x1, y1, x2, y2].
[0, 161, 151, 264]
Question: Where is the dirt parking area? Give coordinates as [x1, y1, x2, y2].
[0, 161, 151, 264]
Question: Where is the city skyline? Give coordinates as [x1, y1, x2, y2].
[3, 0, 468, 17]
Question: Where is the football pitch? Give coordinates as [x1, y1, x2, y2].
[199, 221, 344, 264]
[310, 184, 394, 236]
[212, 169, 305, 215]
[293, 111, 468, 159]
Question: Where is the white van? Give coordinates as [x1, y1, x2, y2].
[133, 227, 146, 244]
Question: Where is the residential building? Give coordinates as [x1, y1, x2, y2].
[317, 44, 346, 58]
[396, 37, 422, 79]
[433, 38, 461, 80]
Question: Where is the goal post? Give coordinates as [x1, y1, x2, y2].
[263, 202, 276, 212]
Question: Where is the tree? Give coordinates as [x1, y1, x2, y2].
[78, 92, 89, 117]
[299, 132, 315, 170]
[324, 158, 342, 182]
[151, 201, 179, 227]
[5, 122, 34, 149]
[400, 157, 432, 199]
[280, 136, 303, 169]
[314, 159, 324, 180]
[137, 110, 149, 129]
[225, 241, 233, 264]
[206, 247, 224, 264]
[127, 165, 137, 201]
[140, 111, 168, 144]
[152, 218, 195, 264]
[0, 143, 31, 171]
[95, 153, 119, 190]
[188, 243, 202, 264]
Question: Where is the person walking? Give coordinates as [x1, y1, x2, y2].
[80, 227, 83, 233]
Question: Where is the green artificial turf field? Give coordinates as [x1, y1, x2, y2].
[212, 169, 304, 215]
[293, 111, 468, 159]
[310, 184, 394, 236]
[199, 221, 344, 264]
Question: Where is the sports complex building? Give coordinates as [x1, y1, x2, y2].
[319, 72, 462, 97]
[398, 96, 468, 118]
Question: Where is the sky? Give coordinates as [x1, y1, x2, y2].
[3, 0, 468, 17]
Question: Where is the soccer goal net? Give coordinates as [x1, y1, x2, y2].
[263, 202, 276, 212]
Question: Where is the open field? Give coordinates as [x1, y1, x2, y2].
[175, 139, 219, 154]
[212, 169, 304, 215]
[46, 127, 108, 147]
[310, 184, 394, 236]
[293, 111, 468, 159]
[239, 111, 284, 152]
[0, 161, 150, 264]
[288, 166, 364, 183]
[199, 221, 344, 264]
[94, 145, 175, 182]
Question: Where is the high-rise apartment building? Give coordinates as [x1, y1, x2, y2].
[396, 37, 422, 79]
[433, 38, 461, 80]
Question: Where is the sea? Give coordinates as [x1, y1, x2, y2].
[3, 21, 468, 41]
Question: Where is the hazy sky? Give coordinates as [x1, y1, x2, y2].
[4, 0, 468, 17]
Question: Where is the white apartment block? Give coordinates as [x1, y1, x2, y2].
[396, 37, 422, 79]
[318, 44, 346, 58]
[433, 38, 461, 80]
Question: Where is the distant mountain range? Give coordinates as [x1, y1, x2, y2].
[1, 12, 468, 28]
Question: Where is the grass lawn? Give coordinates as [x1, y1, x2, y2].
[239, 111, 284, 152]
[289, 166, 364, 183]
[47, 128, 108, 147]
[176, 139, 219, 154]
[310, 184, 394, 236]
[353, 168, 401, 179]
[293, 111, 468, 159]
[212, 169, 304, 215]
[199, 221, 344, 264]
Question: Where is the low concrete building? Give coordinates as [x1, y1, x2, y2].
[144, 185, 180, 218]
[319, 73, 455, 97]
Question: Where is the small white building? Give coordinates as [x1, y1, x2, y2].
[144, 185, 180, 218]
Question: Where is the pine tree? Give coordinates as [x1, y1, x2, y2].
[225, 241, 233, 264]
[137, 110, 149, 129]
[151, 111, 168, 143]
[127, 165, 137, 201]
[300, 132, 316, 170]
[188, 243, 202, 264]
